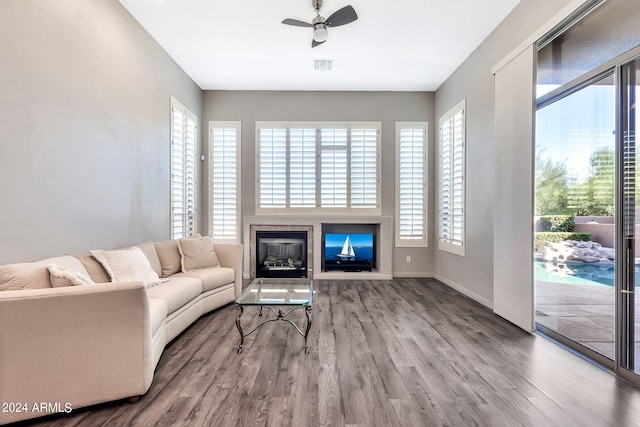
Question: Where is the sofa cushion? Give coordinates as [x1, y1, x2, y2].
[146, 277, 202, 314]
[75, 255, 111, 283]
[154, 240, 181, 278]
[177, 236, 220, 272]
[0, 262, 51, 291]
[47, 264, 94, 287]
[90, 247, 161, 288]
[148, 298, 168, 337]
[174, 267, 234, 293]
[136, 241, 162, 278]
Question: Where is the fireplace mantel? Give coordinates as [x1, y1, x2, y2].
[243, 216, 393, 280]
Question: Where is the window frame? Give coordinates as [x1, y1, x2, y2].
[395, 122, 428, 247]
[170, 97, 198, 240]
[209, 121, 241, 243]
[438, 100, 466, 256]
[255, 121, 381, 216]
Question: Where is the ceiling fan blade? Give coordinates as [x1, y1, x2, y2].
[282, 18, 313, 27]
[312, 39, 326, 48]
[325, 5, 358, 27]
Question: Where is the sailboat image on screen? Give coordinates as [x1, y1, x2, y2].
[336, 235, 356, 260]
[324, 232, 373, 271]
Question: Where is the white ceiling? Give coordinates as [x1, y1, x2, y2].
[118, 0, 520, 91]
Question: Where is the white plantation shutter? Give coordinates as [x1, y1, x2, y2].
[256, 122, 380, 214]
[210, 122, 240, 241]
[396, 123, 427, 247]
[171, 108, 185, 238]
[259, 128, 287, 208]
[170, 98, 198, 239]
[350, 128, 379, 209]
[184, 116, 197, 237]
[439, 101, 465, 255]
[289, 128, 316, 207]
[321, 128, 348, 208]
[440, 120, 453, 241]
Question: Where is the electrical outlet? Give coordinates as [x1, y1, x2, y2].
[406, 256, 411, 263]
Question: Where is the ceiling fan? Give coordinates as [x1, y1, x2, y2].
[281, 0, 358, 48]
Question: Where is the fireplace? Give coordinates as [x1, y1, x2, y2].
[254, 229, 310, 278]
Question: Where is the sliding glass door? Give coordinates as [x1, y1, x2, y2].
[534, 58, 640, 378]
[533, 0, 640, 380]
[535, 73, 617, 363]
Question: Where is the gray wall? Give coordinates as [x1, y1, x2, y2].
[434, 0, 574, 304]
[0, 0, 584, 289]
[202, 91, 435, 275]
[0, 0, 201, 263]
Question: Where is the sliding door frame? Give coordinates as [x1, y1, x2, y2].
[618, 57, 638, 383]
[535, 45, 640, 384]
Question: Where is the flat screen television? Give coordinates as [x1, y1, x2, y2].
[324, 233, 374, 271]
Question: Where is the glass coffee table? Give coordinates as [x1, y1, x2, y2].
[234, 278, 313, 354]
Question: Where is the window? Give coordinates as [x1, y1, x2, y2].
[396, 122, 428, 247]
[438, 100, 465, 256]
[170, 97, 198, 239]
[210, 122, 241, 242]
[258, 128, 287, 208]
[256, 122, 380, 215]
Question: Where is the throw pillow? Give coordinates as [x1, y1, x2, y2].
[177, 236, 220, 272]
[48, 264, 94, 287]
[89, 247, 161, 288]
[154, 239, 182, 277]
[41, 255, 94, 287]
[74, 254, 111, 283]
[136, 241, 163, 277]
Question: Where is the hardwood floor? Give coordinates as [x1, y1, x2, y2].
[25, 278, 640, 426]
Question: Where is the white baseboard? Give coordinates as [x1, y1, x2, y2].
[433, 274, 494, 309]
[392, 272, 434, 278]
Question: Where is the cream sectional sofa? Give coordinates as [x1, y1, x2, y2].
[0, 237, 242, 425]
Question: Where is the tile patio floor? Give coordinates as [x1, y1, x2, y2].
[536, 279, 640, 371]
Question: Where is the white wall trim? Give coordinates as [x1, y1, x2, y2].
[492, 0, 590, 75]
[392, 272, 433, 278]
[434, 274, 494, 309]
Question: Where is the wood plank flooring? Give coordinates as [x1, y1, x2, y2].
[23, 278, 640, 426]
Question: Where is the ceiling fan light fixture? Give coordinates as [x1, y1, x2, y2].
[313, 25, 328, 42]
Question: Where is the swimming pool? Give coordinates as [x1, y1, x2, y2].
[534, 260, 633, 286]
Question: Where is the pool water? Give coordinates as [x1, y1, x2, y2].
[533, 260, 638, 286]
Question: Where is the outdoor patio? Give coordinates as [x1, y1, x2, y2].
[536, 279, 640, 370]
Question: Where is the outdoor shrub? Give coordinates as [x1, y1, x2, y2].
[538, 215, 575, 232]
[534, 232, 592, 250]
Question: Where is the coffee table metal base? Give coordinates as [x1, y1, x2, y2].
[234, 304, 312, 354]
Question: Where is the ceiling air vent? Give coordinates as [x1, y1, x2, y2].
[314, 59, 333, 71]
